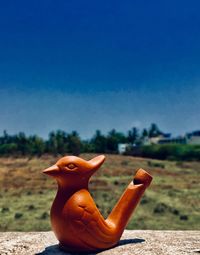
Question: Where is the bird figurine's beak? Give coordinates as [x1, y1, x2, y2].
[88, 155, 105, 171]
[43, 164, 59, 175]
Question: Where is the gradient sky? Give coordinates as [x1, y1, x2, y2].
[0, 0, 200, 138]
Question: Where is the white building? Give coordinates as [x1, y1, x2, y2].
[118, 143, 129, 154]
[186, 131, 200, 145]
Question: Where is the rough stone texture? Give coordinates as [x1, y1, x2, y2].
[0, 230, 199, 255]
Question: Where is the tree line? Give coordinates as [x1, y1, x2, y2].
[0, 123, 162, 156]
[1, 123, 200, 161]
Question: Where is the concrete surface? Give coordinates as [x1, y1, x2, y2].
[0, 230, 199, 255]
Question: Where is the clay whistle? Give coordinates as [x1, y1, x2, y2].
[43, 155, 153, 252]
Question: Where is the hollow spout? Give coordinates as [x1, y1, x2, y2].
[106, 168, 152, 236]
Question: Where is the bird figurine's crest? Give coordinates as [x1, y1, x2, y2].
[43, 155, 152, 252]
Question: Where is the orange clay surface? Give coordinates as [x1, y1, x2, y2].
[43, 155, 153, 252]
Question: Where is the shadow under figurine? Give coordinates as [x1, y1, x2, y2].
[43, 155, 152, 253]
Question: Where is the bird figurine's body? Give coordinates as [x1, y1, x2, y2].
[43, 155, 152, 252]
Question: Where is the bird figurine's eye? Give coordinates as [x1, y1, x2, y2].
[66, 163, 77, 170]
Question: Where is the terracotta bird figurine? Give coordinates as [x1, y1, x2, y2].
[43, 155, 152, 252]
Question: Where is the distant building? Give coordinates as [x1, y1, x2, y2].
[186, 131, 200, 145]
[158, 136, 186, 144]
[142, 136, 150, 145]
[118, 143, 130, 154]
[145, 133, 186, 145]
[143, 131, 200, 145]
[118, 130, 200, 153]
[148, 133, 172, 144]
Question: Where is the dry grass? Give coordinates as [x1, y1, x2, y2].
[0, 154, 199, 231]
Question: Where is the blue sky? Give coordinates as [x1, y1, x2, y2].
[0, 1, 200, 138]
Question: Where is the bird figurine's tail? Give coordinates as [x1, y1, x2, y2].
[106, 168, 152, 236]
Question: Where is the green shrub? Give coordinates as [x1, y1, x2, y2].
[180, 215, 188, 221]
[147, 161, 165, 168]
[1, 207, 9, 213]
[153, 203, 168, 214]
[171, 208, 180, 215]
[14, 212, 23, 219]
[131, 144, 200, 161]
[28, 205, 35, 210]
[0, 143, 18, 155]
[40, 212, 49, 219]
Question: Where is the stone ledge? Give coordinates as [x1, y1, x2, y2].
[0, 230, 199, 255]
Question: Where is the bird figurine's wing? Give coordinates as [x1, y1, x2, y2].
[64, 189, 118, 250]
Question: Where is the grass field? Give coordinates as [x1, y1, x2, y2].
[0, 154, 199, 231]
